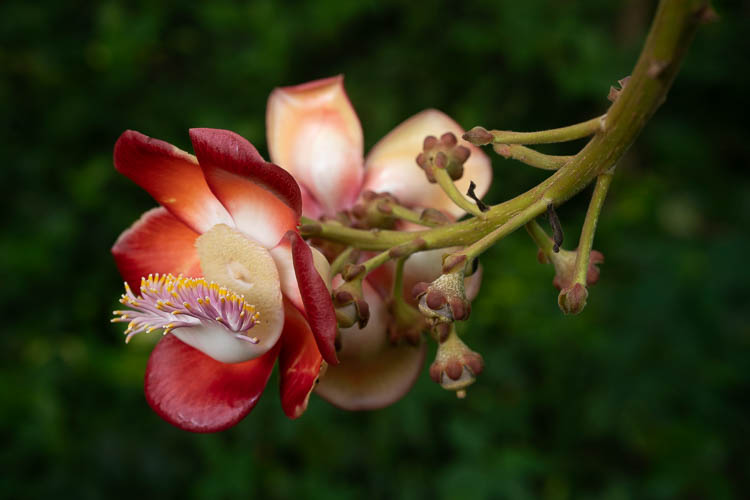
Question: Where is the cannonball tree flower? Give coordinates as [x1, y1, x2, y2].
[266, 76, 492, 409]
[111, 128, 338, 432]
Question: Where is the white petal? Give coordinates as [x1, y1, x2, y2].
[192, 224, 284, 362]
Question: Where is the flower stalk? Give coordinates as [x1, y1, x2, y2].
[464, 115, 605, 146]
[573, 168, 614, 287]
[493, 143, 574, 171]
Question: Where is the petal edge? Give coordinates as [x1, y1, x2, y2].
[288, 231, 339, 365]
[145, 334, 280, 433]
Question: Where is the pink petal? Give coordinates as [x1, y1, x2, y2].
[114, 130, 234, 233]
[145, 334, 280, 433]
[315, 281, 426, 410]
[112, 207, 202, 291]
[266, 75, 364, 215]
[288, 231, 339, 366]
[299, 184, 324, 220]
[189, 128, 301, 248]
[362, 109, 492, 218]
[278, 300, 323, 419]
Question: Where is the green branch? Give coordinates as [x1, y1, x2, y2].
[301, 0, 710, 257]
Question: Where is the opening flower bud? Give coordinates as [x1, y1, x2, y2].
[413, 271, 471, 324]
[429, 324, 484, 395]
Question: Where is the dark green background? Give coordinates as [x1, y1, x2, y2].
[2, 0, 748, 498]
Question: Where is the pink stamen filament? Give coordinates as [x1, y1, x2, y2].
[111, 274, 260, 343]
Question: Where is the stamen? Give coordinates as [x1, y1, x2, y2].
[112, 274, 259, 343]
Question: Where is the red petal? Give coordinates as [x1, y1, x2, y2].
[112, 207, 202, 291]
[114, 130, 234, 233]
[189, 128, 301, 248]
[145, 334, 280, 433]
[279, 300, 323, 419]
[288, 231, 338, 366]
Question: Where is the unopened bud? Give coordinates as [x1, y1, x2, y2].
[549, 248, 604, 291]
[418, 132, 472, 182]
[429, 324, 484, 394]
[350, 191, 399, 229]
[419, 208, 450, 226]
[413, 271, 471, 324]
[558, 283, 588, 315]
[463, 126, 494, 146]
[333, 280, 370, 329]
[342, 263, 366, 282]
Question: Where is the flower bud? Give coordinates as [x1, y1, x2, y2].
[558, 283, 588, 315]
[419, 207, 450, 226]
[462, 126, 494, 146]
[413, 271, 471, 324]
[350, 190, 399, 229]
[429, 324, 484, 394]
[417, 132, 472, 182]
[332, 280, 370, 329]
[549, 248, 604, 291]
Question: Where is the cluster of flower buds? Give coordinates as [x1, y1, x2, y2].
[411, 260, 485, 397]
[429, 323, 484, 397]
[416, 132, 471, 182]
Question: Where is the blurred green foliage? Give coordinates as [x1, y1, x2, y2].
[1, 0, 749, 498]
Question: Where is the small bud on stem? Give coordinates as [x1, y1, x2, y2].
[413, 270, 471, 324]
[429, 323, 484, 394]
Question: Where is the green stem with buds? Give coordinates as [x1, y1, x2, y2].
[300, 0, 710, 263]
[485, 115, 604, 145]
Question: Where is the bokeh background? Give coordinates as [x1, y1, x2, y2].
[2, 0, 749, 498]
